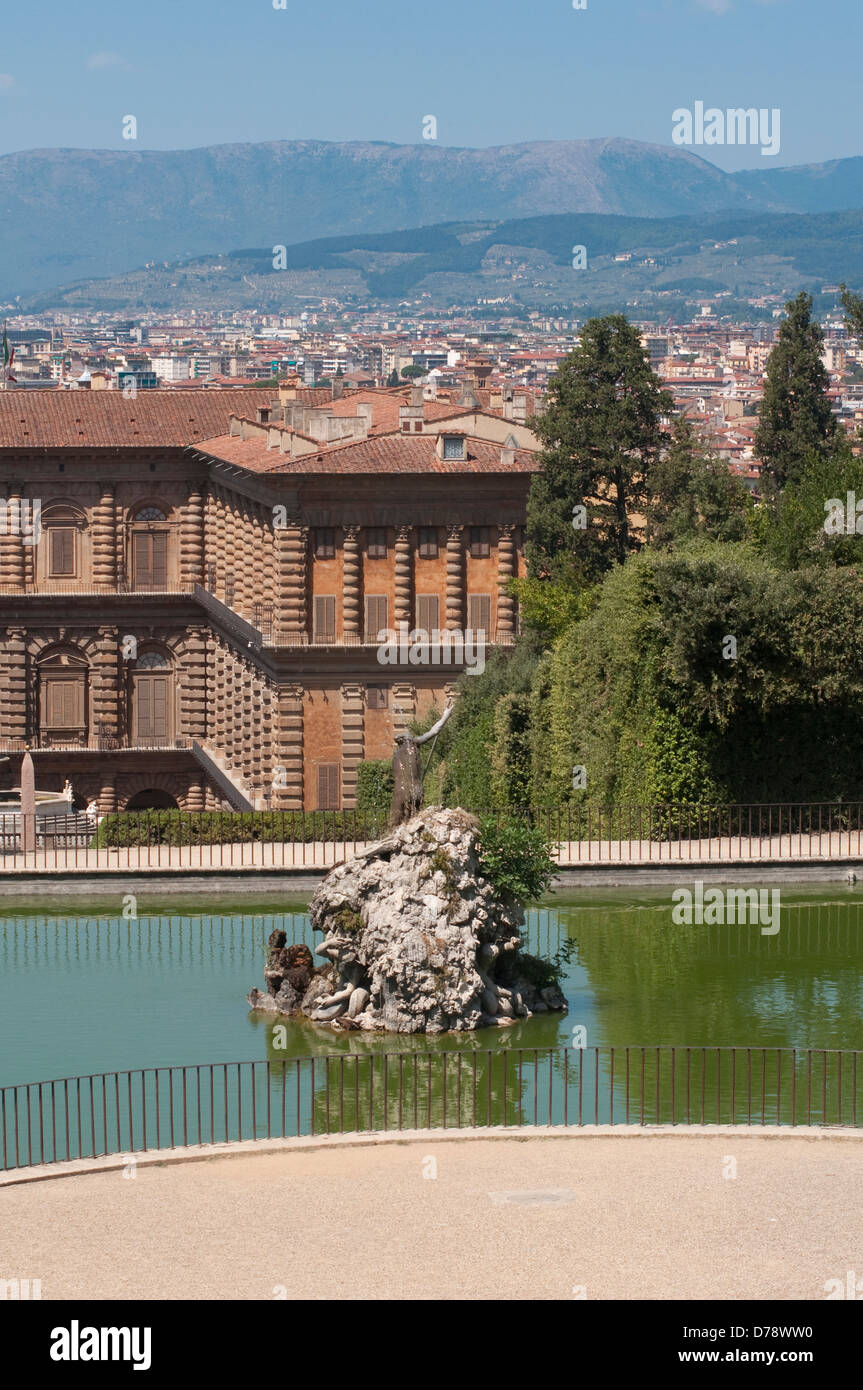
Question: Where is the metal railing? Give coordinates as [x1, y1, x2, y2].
[2, 1045, 860, 1172]
[2, 802, 863, 874]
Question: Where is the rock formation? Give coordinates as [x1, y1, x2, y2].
[247, 806, 567, 1033]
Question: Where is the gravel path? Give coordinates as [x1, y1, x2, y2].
[3, 1134, 861, 1301]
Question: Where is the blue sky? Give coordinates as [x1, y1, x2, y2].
[0, 0, 858, 170]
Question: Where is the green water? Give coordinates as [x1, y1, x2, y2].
[1, 886, 862, 1090]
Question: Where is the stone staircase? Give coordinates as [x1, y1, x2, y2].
[191, 742, 265, 812]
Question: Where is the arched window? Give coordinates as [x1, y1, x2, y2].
[37, 646, 89, 745]
[130, 647, 174, 745]
[41, 505, 86, 583]
[129, 503, 171, 590]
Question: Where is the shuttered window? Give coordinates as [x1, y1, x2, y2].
[135, 675, 171, 742]
[366, 528, 387, 559]
[317, 764, 340, 810]
[467, 593, 492, 638]
[367, 686, 388, 710]
[49, 528, 76, 577]
[469, 526, 490, 558]
[313, 595, 337, 641]
[44, 678, 83, 729]
[417, 527, 438, 559]
[315, 528, 335, 559]
[365, 595, 388, 641]
[416, 594, 440, 633]
[133, 532, 168, 589]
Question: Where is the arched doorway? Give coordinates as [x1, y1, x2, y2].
[125, 789, 179, 811]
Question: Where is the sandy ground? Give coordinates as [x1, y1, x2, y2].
[2, 1133, 861, 1300]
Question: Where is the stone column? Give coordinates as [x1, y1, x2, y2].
[341, 682, 365, 808]
[276, 519, 308, 641]
[445, 524, 464, 631]
[276, 683, 304, 810]
[91, 627, 119, 747]
[394, 526, 413, 630]
[2, 628, 28, 743]
[181, 627, 208, 742]
[91, 484, 117, 590]
[98, 773, 117, 815]
[181, 483, 206, 589]
[0, 484, 26, 590]
[342, 525, 362, 639]
[214, 487, 227, 597]
[496, 524, 517, 639]
[186, 774, 205, 813]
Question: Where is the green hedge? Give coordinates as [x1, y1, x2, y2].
[355, 760, 394, 815]
[91, 809, 388, 848]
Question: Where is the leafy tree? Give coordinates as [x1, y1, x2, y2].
[386, 368, 400, 387]
[754, 292, 837, 494]
[758, 440, 863, 570]
[526, 314, 673, 587]
[400, 364, 426, 380]
[840, 283, 863, 339]
[648, 416, 750, 546]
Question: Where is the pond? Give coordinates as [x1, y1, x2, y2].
[1, 885, 862, 1160]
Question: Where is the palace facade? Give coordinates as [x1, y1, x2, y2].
[0, 383, 538, 812]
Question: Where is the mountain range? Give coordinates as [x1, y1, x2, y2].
[5, 137, 863, 299]
[24, 208, 863, 320]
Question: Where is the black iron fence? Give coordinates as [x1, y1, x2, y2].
[2, 1046, 861, 1173]
[1, 801, 863, 872]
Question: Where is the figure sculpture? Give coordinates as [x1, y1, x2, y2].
[389, 700, 454, 825]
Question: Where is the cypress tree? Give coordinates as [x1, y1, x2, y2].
[754, 292, 837, 493]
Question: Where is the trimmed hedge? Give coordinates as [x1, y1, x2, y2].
[91, 809, 388, 848]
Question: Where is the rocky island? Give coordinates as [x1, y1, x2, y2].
[247, 806, 567, 1033]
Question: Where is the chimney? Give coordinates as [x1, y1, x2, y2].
[332, 377, 344, 401]
[501, 433, 518, 467]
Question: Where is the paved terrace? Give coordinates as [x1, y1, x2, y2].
[3, 1131, 862, 1300]
[3, 828, 863, 873]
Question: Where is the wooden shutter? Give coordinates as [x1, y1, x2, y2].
[417, 594, 440, 633]
[133, 533, 168, 589]
[49, 528, 76, 577]
[46, 678, 81, 728]
[151, 533, 167, 588]
[136, 675, 170, 741]
[365, 595, 388, 640]
[468, 593, 492, 637]
[469, 526, 490, 558]
[317, 764, 339, 810]
[314, 595, 336, 641]
[418, 527, 438, 559]
[367, 686, 388, 710]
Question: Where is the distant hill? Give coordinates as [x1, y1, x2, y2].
[25, 208, 863, 319]
[5, 136, 863, 299]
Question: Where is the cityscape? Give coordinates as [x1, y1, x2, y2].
[1, 0, 863, 1356]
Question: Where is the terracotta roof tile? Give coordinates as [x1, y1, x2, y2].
[0, 388, 275, 449]
[195, 432, 539, 476]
